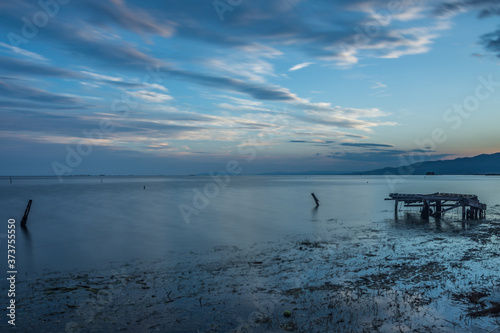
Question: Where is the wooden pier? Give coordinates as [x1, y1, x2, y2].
[385, 193, 486, 220]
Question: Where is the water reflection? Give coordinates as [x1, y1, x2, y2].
[388, 211, 482, 233]
[311, 206, 319, 220]
[20, 224, 33, 269]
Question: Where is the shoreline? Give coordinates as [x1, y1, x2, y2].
[4, 216, 500, 332]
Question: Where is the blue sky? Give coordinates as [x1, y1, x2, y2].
[1, 0, 500, 175]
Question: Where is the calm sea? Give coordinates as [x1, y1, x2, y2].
[1, 175, 500, 275]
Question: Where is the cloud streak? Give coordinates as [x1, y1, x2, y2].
[0, 56, 82, 78]
[0, 80, 83, 105]
[340, 142, 394, 148]
[289, 62, 314, 71]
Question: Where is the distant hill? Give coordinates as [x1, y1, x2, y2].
[351, 152, 500, 175]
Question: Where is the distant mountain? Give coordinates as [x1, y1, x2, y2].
[351, 152, 500, 175]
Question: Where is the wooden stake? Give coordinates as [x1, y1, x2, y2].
[435, 200, 441, 219]
[20, 200, 32, 227]
[311, 193, 319, 207]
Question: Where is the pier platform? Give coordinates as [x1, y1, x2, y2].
[385, 192, 487, 220]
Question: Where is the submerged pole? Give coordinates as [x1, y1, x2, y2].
[311, 193, 319, 207]
[20, 200, 33, 227]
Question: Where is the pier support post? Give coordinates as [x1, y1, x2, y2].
[462, 205, 466, 219]
[421, 200, 430, 220]
[435, 200, 441, 219]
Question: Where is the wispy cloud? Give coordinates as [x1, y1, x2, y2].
[76, 0, 175, 37]
[371, 82, 387, 89]
[288, 62, 314, 71]
[433, 0, 500, 18]
[217, 103, 271, 112]
[81, 71, 126, 82]
[296, 108, 395, 132]
[340, 142, 393, 148]
[370, 81, 390, 97]
[379, 23, 450, 59]
[0, 56, 82, 78]
[204, 44, 282, 83]
[0, 42, 47, 61]
[129, 90, 173, 103]
[0, 80, 83, 105]
[432, 0, 500, 57]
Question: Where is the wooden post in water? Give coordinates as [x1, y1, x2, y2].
[20, 200, 32, 227]
[311, 193, 319, 207]
[435, 200, 441, 219]
[394, 200, 398, 220]
[462, 205, 466, 220]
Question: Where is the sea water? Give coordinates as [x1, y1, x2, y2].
[1, 175, 500, 276]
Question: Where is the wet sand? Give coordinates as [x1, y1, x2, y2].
[6, 216, 500, 333]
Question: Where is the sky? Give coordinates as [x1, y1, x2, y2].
[1, 0, 500, 176]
